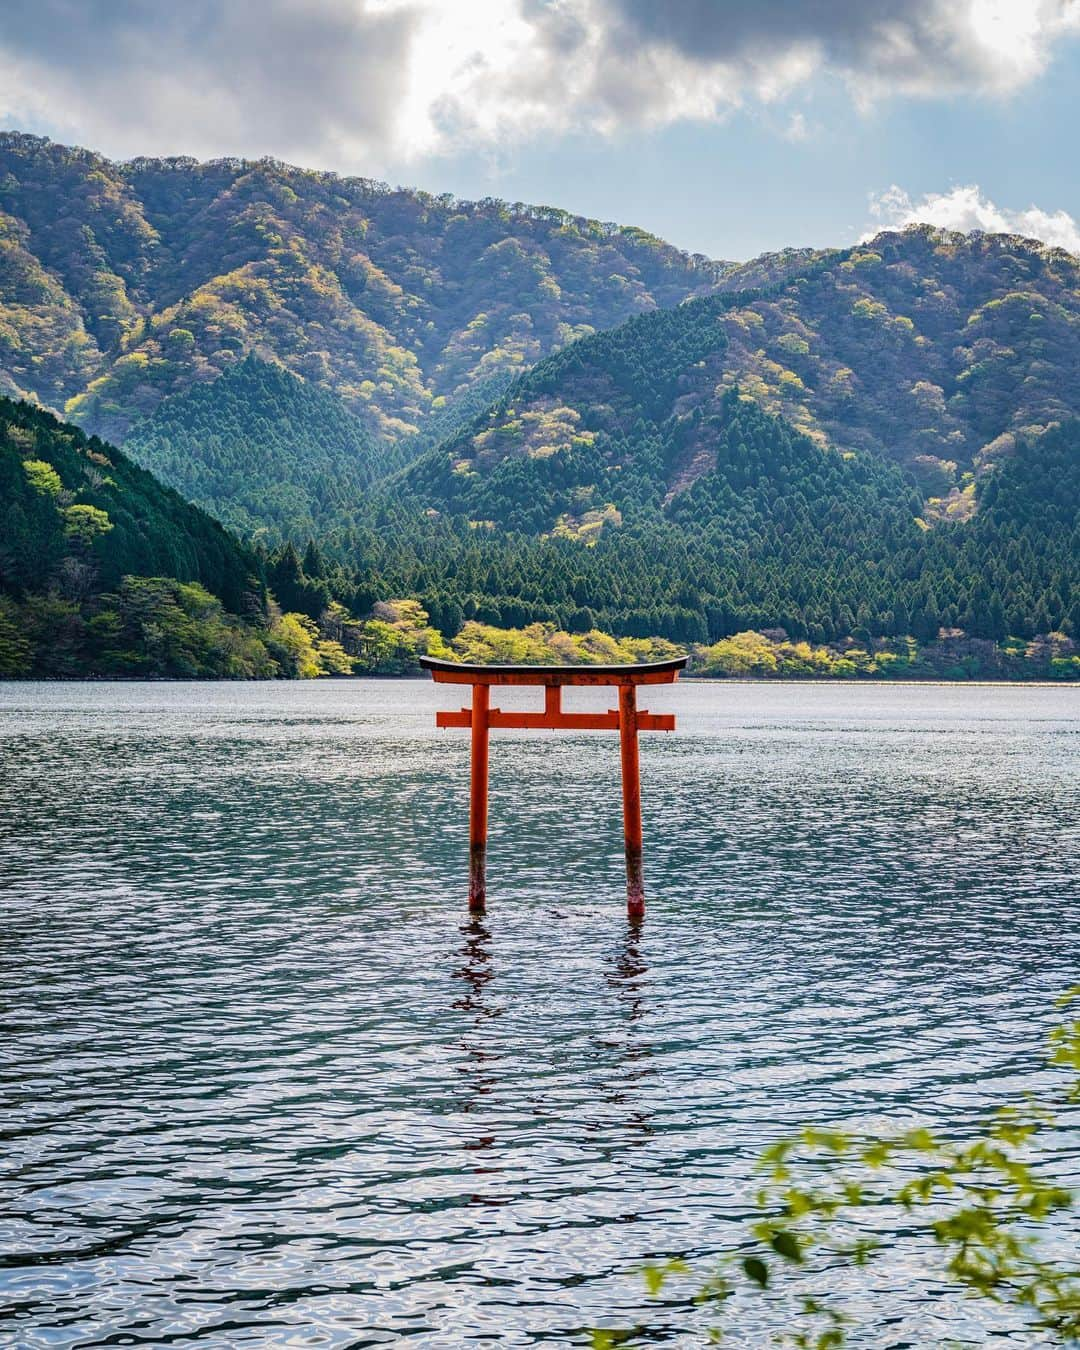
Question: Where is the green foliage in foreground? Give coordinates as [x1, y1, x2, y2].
[591, 993, 1080, 1347]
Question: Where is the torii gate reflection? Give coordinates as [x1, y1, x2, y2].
[419, 656, 687, 919]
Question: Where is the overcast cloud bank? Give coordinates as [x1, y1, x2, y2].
[2, 0, 1079, 170]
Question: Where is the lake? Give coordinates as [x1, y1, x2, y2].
[0, 679, 1077, 1347]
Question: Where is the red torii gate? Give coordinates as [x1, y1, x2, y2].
[419, 655, 687, 920]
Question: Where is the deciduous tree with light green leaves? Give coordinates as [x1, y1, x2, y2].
[22, 458, 62, 496]
[62, 503, 112, 545]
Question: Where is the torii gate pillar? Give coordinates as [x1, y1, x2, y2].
[420, 656, 687, 919]
[618, 683, 644, 919]
[468, 681, 490, 910]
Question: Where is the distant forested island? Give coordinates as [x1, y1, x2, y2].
[0, 136, 1076, 682]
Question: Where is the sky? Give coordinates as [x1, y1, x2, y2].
[1, 0, 1079, 261]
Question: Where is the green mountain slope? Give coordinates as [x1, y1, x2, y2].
[0, 397, 262, 606]
[403, 292, 743, 530]
[390, 227, 1077, 646]
[409, 228, 1080, 527]
[0, 397, 345, 678]
[1, 136, 1075, 676]
[384, 236, 1078, 651]
[711, 228, 1080, 482]
[0, 133, 724, 445]
[372, 392, 1077, 645]
[1, 392, 1074, 682]
[123, 354, 377, 543]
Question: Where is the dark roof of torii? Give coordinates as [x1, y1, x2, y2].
[418, 655, 687, 686]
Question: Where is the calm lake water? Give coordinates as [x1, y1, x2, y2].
[1, 679, 1077, 1347]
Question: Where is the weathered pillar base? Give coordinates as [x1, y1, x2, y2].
[468, 843, 487, 913]
[625, 848, 645, 922]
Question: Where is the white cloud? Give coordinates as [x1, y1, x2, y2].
[866, 184, 1080, 254]
[0, 1, 1078, 171]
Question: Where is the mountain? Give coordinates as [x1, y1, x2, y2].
[0, 396, 348, 678]
[122, 354, 378, 543]
[386, 230, 1079, 646]
[0, 134, 1075, 677]
[409, 227, 1080, 522]
[0, 132, 724, 446]
[716, 229, 1080, 488]
[373, 392, 1076, 646]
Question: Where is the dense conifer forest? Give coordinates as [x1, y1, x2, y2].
[123, 355, 379, 542]
[330, 402, 1079, 654]
[0, 398, 274, 676]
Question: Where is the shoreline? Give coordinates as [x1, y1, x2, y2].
[1, 674, 1077, 689]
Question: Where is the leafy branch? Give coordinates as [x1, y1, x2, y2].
[591, 989, 1080, 1346]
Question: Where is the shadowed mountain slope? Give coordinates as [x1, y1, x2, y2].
[0, 395, 262, 610]
[123, 354, 378, 544]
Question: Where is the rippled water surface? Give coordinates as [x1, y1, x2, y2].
[1, 679, 1077, 1347]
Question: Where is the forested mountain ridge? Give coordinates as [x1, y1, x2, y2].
[123, 355, 378, 544]
[0, 133, 1075, 681]
[387, 229, 1077, 652]
[372, 393, 1078, 647]
[0, 394, 1075, 682]
[713, 228, 1080, 484]
[0, 132, 725, 446]
[0, 396, 376, 679]
[409, 226, 1080, 525]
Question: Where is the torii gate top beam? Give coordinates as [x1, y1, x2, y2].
[418, 655, 687, 686]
